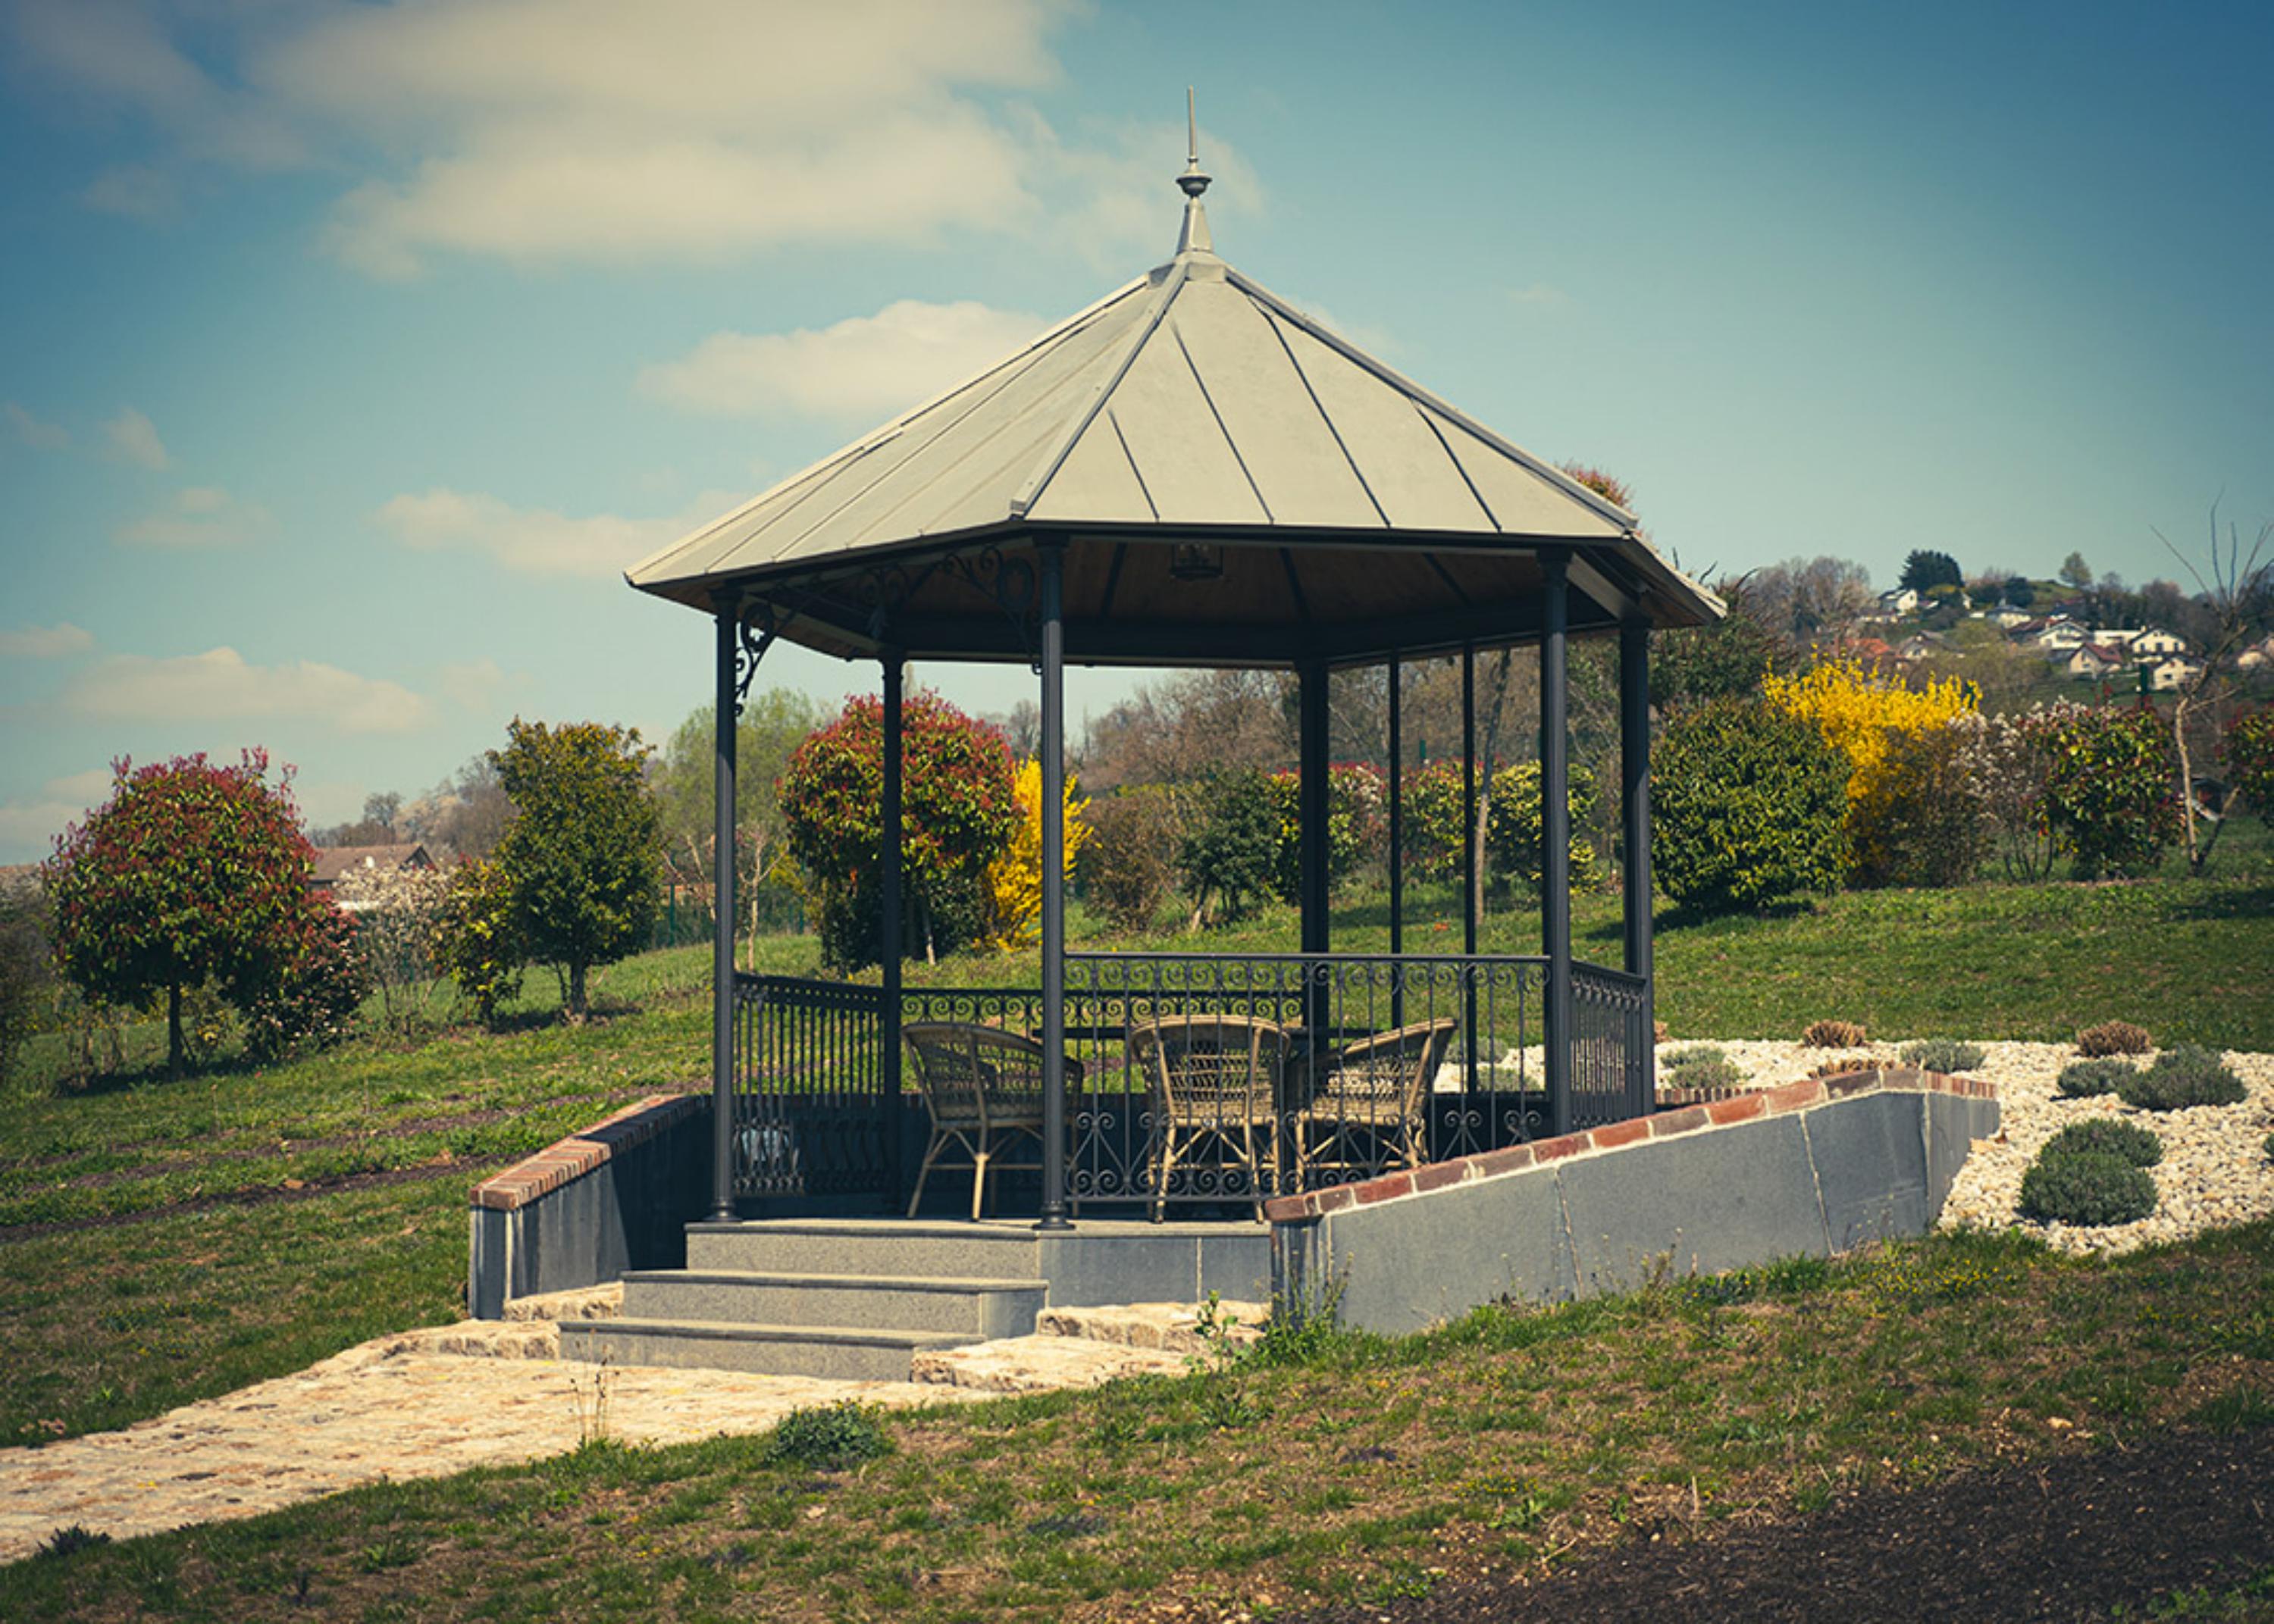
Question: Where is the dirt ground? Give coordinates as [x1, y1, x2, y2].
[1286, 1425, 2274, 1623]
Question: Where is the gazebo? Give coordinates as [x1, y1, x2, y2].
[626, 130, 1721, 1231]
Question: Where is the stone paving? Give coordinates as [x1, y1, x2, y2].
[0, 1296, 1259, 1564]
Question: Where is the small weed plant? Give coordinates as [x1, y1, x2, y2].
[2019, 1149, 2157, 1227]
[763, 1400, 893, 1470]
[1900, 1038, 1986, 1074]
[1803, 1019, 1868, 1048]
[2056, 1057, 2136, 1099]
[2117, 1045, 2247, 1112]
[2041, 1119, 2163, 1168]
[2076, 1020, 2153, 1058]
[36, 1525, 111, 1560]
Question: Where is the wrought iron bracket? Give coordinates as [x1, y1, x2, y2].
[943, 545, 1042, 671]
[731, 599, 785, 718]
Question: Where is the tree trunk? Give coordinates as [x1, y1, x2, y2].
[1470, 649, 1516, 925]
[167, 981, 183, 1081]
[568, 961, 587, 1021]
[2174, 692, 2200, 875]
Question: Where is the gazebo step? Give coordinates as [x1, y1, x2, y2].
[620, 1269, 1046, 1338]
[557, 1316, 970, 1382]
[685, 1220, 1044, 1281]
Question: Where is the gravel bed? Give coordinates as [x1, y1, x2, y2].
[1659, 1040, 2274, 1256]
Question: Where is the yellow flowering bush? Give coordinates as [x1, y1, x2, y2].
[982, 758, 1092, 952]
[1764, 657, 1981, 884]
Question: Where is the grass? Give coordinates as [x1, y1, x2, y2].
[4, 855, 2272, 1443]
[6, 1221, 2274, 1619]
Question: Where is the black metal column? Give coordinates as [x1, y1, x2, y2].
[1037, 542, 1072, 1231]
[881, 652, 904, 1207]
[1298, 660, 1330, 956]
[1543, 559, 1574, 1133]
[1621, 618, 1655, 1107]
[1461, 643, 1478, 1090]
[1386, 654, 1403, 958]
[708, 599, 738, 1222]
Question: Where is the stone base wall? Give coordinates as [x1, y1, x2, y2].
[467, 1094, 710, 1319]
[1267, 1070, 1999, 1335]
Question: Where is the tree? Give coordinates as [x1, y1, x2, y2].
[2059, 552, 2095, 590]
[1899, 549, 1963, 594]
[45, 752, 345, 1078]
[779, 692, 1018, 970]
[2003, 576, 2036, 609]
[489, 720, 663, 1019]
[1652, 698, 1850, 915]
[402, 755, 514, 860]
[2151, 502, 2274, 873]
[1176, 768, 1280, 926]
[651, 687, 821, 956]
[2038, 704, 2180, 879]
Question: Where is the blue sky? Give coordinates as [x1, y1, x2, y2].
[3, 0, 2270, 862]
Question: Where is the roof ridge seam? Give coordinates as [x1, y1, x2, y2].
[1170, 315, 1273, 524]
[1008, 260, 1190, 518]
[1254, 300, 1391, 528]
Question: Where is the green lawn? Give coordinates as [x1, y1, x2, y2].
[6, 1222, 2272, 1620]
[2, 860, 2269, 1446]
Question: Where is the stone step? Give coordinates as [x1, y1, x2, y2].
[685, 1220, 1043, 1281]
[910, 1335, 1191, 1393]
[557, 1316, 972, 1382]
[620, 1270, 1047, 1338]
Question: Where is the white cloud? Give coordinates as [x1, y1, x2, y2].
[115, 486, 269, 549]
[0, 623, 96, 659]
[64, 647, 431, 734]
[639, 299, 1048, 421]
[11, 0, 1252, 277]
[1508, 283, 1572, 308]
[5, 401, 70, 450]
[377, 488, 713, 580]
[0, 769, 121, 859]
[438, 657, 509, 710]
[104, 406, 169, 470]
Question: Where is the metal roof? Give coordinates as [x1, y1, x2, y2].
[627, 179, 1721, 667]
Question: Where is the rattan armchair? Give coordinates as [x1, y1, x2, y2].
[901, 1022, 1082, 1220]
[1126, 1013, 1291, 1221]
[1291, 1016, 1456, 1182]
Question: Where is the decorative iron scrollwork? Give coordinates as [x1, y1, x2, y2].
[943, 545, 1041, 668]
[733, 601, 781, 718]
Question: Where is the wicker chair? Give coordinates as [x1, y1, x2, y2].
[1292, 1017, 1456, 1182]
[901, 1022, 1082, 1220]
[1126, 1013, 1291, 1222]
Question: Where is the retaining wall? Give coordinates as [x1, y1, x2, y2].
[1267, 1069, 2000, 1335]
[468, 1093, 710, 1318]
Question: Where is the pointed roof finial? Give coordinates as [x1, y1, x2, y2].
[1174, 86, 1214, 255]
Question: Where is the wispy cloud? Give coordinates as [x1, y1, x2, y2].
[103, 406, 169, 470]
[639, 299, 1048, 421]
[0, 768, 119, 856]
[1507, 283, 1572, 308]
[115, 486, 269, 549]
[376, 488, 724, 580]
[0, 623, 95, 659]
[4, 401, 70, 450]
[83, 164, 182, 223]
[64, 647, 431, 734]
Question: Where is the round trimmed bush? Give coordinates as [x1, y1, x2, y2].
[1900, 1038, 1986, 1075]
[2018, 1150, 2158, 1227]
[2041, 1119, 2163, 1168]
[2116, 1044, 2247, 1112]
[1652, 696, 1850, 916]
[2056, 1058, 2136, 1099]
[2076, 1020, 2151, 1058]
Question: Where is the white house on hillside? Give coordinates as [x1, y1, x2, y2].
[2019, 618, 2089, 650]
[2060, 643, 2129, 681]
[2142, 654, 2205, 692]
[1876, 586, 1920, 616]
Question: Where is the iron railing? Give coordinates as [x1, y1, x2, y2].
[729, 950, 1649, 1213]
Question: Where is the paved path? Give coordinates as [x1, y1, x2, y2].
[0, 1326, 976, 1563]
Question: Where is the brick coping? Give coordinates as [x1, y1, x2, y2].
[1263, 1068, 1994, 1225]
[470, 1092, 703, 1213]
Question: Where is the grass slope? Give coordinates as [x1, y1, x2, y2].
[1, 868, 2268, 1444]
[5, 1223, 2273, 1619]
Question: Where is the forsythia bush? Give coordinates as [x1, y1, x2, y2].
[982, 758, 1092, 952]
[1652, 696, 1850, 915]
[1763, 657, 1979, 884]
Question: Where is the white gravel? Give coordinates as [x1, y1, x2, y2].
[1661, 1040, 2274, 1256]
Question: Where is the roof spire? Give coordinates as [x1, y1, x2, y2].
[1175, 86, 1213, 255]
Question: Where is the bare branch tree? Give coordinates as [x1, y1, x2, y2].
[2152, 499, 2273, 876]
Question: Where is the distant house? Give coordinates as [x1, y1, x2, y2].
[1876, 587, 1920, 616]
[2142, 654, 2205, 692]
[2060, 643, 2130, 681]
[2237, 634, 2274, 671]
[1982, 604, 2033, 630]
[1894, 632, 1947, 662]
[309, 843, 435, 909]
[2122, 627, 2189, 659]
[2019, 617, 2088, 651]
